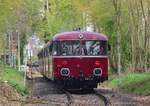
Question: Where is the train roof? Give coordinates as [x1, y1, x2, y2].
[53, 31, 108, 41]
[37, 31, 108, 56]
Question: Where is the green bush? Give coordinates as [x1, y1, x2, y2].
[0, 59, 3, 65]
[109, 73, 150, 94]
[0, 66, 27, 95]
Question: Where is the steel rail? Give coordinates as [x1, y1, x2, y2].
[61, 89, 73, 106]
[94, 89, 109, 106]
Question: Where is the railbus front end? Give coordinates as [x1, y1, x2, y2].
[51, 32, 108, 89]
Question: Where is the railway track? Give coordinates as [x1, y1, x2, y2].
[94, 89, 109, 106]
[28, 71, 109, 106]
[62, 88, 109, 106]
[64, 90, 73, 106]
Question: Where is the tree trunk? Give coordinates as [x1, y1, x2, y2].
[112, 0, 122, 75]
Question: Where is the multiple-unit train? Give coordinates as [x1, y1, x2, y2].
[37, 31, 109, 89]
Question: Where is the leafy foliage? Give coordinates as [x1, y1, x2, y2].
[0, 0, 149, 72]
[109, 73, 150, 94]
[0, 66, 27, 95]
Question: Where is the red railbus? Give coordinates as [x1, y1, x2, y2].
[38, 31, 108, 89]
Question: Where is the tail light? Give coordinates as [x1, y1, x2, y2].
[95, 61, 100, 66]
[60, 68, 70, 76]
[93, 68, 102, 76]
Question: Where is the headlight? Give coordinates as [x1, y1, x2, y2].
[60, 68, 70, 76]
[93, 68, 102, 76]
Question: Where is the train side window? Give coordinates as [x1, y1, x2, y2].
[49, 43, 53, 55]
[52, 41, 62, 56]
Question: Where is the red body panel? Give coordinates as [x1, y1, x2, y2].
[53, 56, 108, 79]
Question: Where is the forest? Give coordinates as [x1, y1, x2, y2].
[0, 0, 149, 74]
[0, 1, 150, 105]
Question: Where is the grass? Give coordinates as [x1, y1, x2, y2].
[108, 73, 150, 94]
[0, 60, 3, 64]
[0, 60, 27, 95]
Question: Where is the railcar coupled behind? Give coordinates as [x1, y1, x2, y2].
[38, 31, 109, 89]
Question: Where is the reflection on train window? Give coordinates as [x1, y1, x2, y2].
[83, 41, 107, 56]
[84, 41, 100, 55]
[52, 40, 107, 56]
[53, 41, 80, 56]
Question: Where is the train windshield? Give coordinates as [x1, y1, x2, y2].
[53, 40, 80, 56]
[82, 41, 107, 56]
[52, 40, 107, 56]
